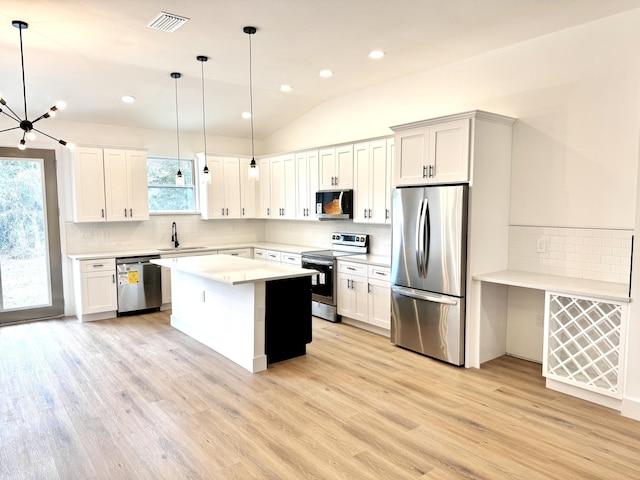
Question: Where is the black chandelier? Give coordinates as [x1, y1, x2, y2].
[0, 20, 72, 150]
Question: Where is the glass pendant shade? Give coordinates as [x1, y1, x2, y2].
[248, 158, 259, 181]
[176, 169, 185, 187]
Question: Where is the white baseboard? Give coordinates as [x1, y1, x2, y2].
[621, 397, 640, 421]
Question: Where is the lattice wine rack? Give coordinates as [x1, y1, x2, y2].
[543, 292, 628, 398]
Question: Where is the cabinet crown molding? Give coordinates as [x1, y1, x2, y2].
[390, 110, 516, 132]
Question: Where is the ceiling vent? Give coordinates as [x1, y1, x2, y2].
[147, 12, 190, 33]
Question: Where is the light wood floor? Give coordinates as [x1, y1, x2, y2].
[1, 312, 639, 479]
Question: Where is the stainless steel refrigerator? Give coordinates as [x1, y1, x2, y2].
[390, 184, 468, 366]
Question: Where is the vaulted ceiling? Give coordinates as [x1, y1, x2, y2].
[1, 0, 639, 141]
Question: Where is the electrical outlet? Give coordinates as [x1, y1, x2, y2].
[536, 237, 546, 253]
[80, 230, 93, 239]
[102, 229, 109, 238]
[535, 314, 544, 328]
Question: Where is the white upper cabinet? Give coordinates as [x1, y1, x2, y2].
[199, 156, 241, 219]
[239, 158, 257, 218]
[393, 117, 470, 186]
[71, 146, 149, 223]
[319, 144, 353, 190]
[353, 138, 391, 224]
[257, 157, 272, 219]
[103, 149, 149, 222]
[72, 147, 107, 222]
[270, 154, 296, 219]
[295, 150, 319, 221]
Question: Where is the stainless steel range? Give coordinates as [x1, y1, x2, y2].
[302, 232, 369, 322]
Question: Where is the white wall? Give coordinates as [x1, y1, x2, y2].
[265, 10, 640, 230]
[0, 119, 257, 159]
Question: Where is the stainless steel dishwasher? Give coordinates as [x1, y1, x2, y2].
[115, 255, 162, 315]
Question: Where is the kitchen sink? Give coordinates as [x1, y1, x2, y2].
[157, 246, 208, 252]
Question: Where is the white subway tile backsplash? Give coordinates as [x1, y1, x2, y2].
[508, 226, 632, 284]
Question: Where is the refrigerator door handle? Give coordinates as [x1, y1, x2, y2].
[417, 198, 428, 277]
[423, 198, 430, 278]
[415, 198, 425, 277]
[391, 285, 458, 306]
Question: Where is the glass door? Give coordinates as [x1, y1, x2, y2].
[0, 147, 63, 323]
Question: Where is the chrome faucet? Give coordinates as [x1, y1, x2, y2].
[171, 222, 179, 248]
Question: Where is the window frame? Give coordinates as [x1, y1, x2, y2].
[146, 155, 200, 214]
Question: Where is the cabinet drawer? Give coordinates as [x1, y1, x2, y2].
[281, 253, 302, 266]
[254, 248, 267, 260]
[368, 266, 390, 281]
[338, 261, 367, 277]
[266, 250, 282, 262]
[219, 248, 252, 258]
[80, 258, 115, 273]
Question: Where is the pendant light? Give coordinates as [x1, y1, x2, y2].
[0, 20, 73, 150]
[197, 55, 211, 184]
[171, 72, 185, 187]
[244, 26, 259, 181]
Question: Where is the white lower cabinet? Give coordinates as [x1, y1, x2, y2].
[337, 261, 390, 330]
[543, 292, 629, 403]
[254, 248, 301, 266]
[74, 258, 117, 320]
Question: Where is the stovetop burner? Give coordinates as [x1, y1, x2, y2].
[301, 249, 360, 259]
[302, 232, 369, 259]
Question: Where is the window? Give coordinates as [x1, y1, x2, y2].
[147, 157, 196, 212]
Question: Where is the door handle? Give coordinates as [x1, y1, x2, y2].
[101, 208, 105, 218]
[124, 208, 127, 217]
[130, 208, 133, 217]
[422, 165, 427, 178]
[392, 285, 458, 305]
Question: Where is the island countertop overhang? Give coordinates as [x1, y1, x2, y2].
[152, 254, 316, 285]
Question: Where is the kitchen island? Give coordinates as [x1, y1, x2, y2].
[151, 254, 315, 373]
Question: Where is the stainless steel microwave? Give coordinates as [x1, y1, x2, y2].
[315, 190, 353, 220]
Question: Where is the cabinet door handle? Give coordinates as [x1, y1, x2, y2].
[226, 208, 229, 216]
[93, 264, 104, 268]
[130, 208, 133, 217]
[368, 283, 371, 293]
[242, 207, 245, 216]
[368, 209, 372, 218]
[363, 208, 367, 218]
[422, 165, 427, 178]
[267, 208, 270, 216]
[101, 208, 105, 218]
[429, 164, 434, 178]
[347, 279, 351, 289]
[385, 209, 390, 220]
[222, 208, 225, 215]
[124, 208, 127, 217]
[112, 274, 115, 283]
[347, 266, 356, 271]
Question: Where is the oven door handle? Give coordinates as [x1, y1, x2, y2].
[302, 258, 335, 267]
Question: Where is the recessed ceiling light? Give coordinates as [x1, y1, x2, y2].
[121, 95, 136, 103]
[280, 84, 292, 92]
[369, 50, 385, 59]
[241, 111, 252, 119]
[319, 69, 333, 78]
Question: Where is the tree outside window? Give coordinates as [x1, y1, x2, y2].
[147, 157, 196, 212]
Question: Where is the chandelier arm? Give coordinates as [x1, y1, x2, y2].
[32, 127, 67, 145]
[0, 103, 22, 122]
[17, 22, 28, 119]
[31, 111, 52, 124]
[0, 125, 21, 134]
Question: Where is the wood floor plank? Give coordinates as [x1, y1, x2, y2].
[1, 312, 639, 479]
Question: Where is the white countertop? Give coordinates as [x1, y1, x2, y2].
[473, 269, 630, 303]
[343, 254, 391, 268]
[151, 254, 316, 285]
[67, 241, 315, 261]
